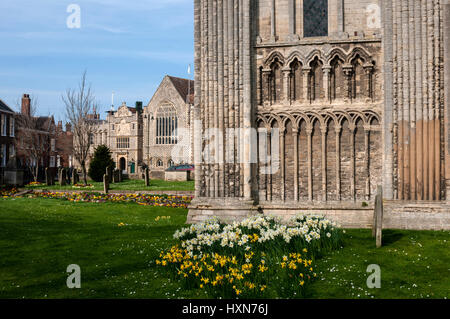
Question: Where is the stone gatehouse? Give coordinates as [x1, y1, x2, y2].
[188, 0, 450, 230]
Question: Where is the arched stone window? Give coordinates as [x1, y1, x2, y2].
[303, 0, 328, 37]
[156, 103, 178, 145]
[309, 57, 324, 102]
[270, 59, 283, 104]
[156, 159, 163, 167]
[330, 56, 345, 101]
[168, 159, 174, 167]
[351, 55, 366, 100]
[289, 59, 303, 102]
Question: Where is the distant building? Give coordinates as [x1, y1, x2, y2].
[15, 94, 73, 181]
[0, 98, 15, 169]
[85, 75, 194, 179]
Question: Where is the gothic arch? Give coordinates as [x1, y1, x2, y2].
[346, 46, 372, 65]
[325, 47, 347, 65]
[263, 51, 285, 68]
[305, 50, 324, 66]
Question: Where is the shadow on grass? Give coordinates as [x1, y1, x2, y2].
[381, 229, 404, 246]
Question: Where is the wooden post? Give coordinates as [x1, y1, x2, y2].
[373, 185, 383, 248]
[103, 174, 109, 194]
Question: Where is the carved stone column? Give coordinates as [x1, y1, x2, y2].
[335, 125, 342, 201]
[293, 127, 299, 201]
[267, 128, 272, 201]
[321, 126, 328, 201]
[364, 124, 371, 200]
[349, 123, 356, 201]
[280, 126, 286, 201]
[262, 68, 272, 106]
[363, 63, 374, 100]
[282, 67, 291, 105]
[306, 126, 313, 201]
[270, 0, 277, 42]
[343, 64, 353, 102]
[287, 0, 299, 42]
[323, 65, 332, 103]
[302, 67, 312, 103]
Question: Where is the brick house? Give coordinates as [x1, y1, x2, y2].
[0, 98, 16, 182]
[15, 94, 73, 182]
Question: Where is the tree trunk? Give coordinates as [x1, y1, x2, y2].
[82, 163, 88, 185]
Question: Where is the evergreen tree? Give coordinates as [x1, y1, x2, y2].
[88, 145, 116, 182]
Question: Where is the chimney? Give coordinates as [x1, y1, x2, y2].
[21, 94, 31, 116]
[65, 122, 72, 132]
[57, 121, 63, 131]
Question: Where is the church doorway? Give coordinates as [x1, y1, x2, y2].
[119, 157, 126, 174]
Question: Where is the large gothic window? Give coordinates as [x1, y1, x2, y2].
[156, 103, 178, 145]
[303, 0, 328, 37]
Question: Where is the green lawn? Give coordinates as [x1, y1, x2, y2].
[25, 179, 195, 192]
[0, 198, 449, 299]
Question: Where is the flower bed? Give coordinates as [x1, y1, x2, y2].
[0, 187, 18, 198]
[72, 183, 94, 189]
[26, 182, 43, 187]
[30, 191, 192, 208]
[156, 214, 343, 298]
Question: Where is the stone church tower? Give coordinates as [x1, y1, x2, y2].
[188, 0, 450, 229]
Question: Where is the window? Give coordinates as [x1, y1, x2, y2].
[116, 137, 130, 149]
[10, 117, 14, 137]
[51, 139, 56, 152]
[303, 0, 328, 37]
[0, 144, 5, 167]
[156, 159, 163, 167]
[156, 104, 178, 145]
[89, 134, 94, 145]
[50, 156, 55, 168]
[9, 144, 14, 158]
[168, 159, 174, 167]
[1, 114, 6, 136]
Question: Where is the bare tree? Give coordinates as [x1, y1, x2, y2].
[62, 72, 97, 185]
[15, 96, 55, 182]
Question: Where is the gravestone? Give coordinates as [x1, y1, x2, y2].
[103, 174, 109, 194]
[45, 168, 51, 186]
[144, 167, 150, 187]
[106, 166, 113, 183]
[59, 169, 67, 186]
[72, 169, 79, 185]
[373, 185, 383, 248]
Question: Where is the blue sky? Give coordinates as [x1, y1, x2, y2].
[0, 0, 194, 122]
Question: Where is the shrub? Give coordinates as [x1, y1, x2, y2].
[88, 145, 116, 182]
[156, 214, 343, 298]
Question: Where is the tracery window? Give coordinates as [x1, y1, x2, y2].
[116, 137, 130, 149]
[303, 0, 328, 38]
[156, 103, 178, 145]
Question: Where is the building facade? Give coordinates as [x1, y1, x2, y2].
[188, 0, 450, 229]
[0, 99, 15, 169]
[15, 94, 73, 181]
[86, 76, 194, 178]
[143, 75, 194, 179]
